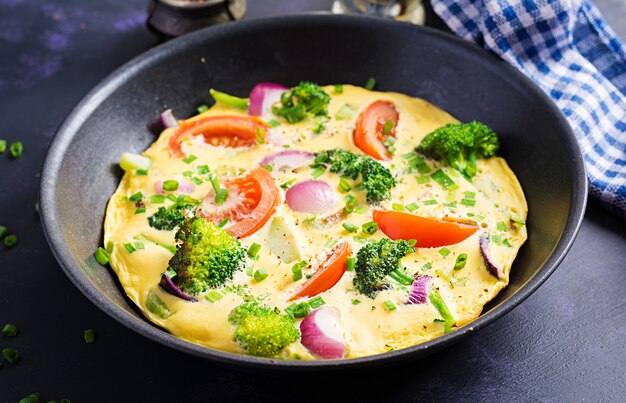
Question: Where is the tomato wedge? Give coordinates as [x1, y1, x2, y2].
[198, 167, 279, 238]
[289, 241, 352, 301]
[372, 210, 478, 248]
[353, 100, 399, 161]
[169, 115, 268, 157]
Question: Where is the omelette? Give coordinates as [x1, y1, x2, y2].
[102, 83, 527, 360]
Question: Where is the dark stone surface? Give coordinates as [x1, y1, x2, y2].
[0, 0, 624, 401]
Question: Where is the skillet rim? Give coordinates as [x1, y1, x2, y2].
[39, 13, 588, 370]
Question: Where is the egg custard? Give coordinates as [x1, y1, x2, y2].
[102, 84, 527, 360]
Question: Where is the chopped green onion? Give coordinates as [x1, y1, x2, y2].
[286, 302, 312, 318]
[268, 119, 281, 128]
[166, 194, 177, 202]
[256, 128, 266, 144]
[217, 218, 229, 228]
[247, 242, 261, 259]
[280, 179, 296, 189]
[263, 164, 273, 172]
[136, 169, 149, 176]
[460, 198, 476, 207]
[10, 141, 23, 158]
[415, 175, 430, 184]
[123, 243, 136, 253]
[491, 234, 503, 245]
[246, 267, 254, 277]
[354, 205, 368, 214]
[162, 180, 179, 191]
[362, 221, 378, 235]
[431, 169, 458, 190]
[196, 104, 209, 114]
[0, 225, 6, 239]
[191, 177, 203, 185]
[335, 104, 356, 120]
[165, 269, 177, 279]
[497, 221, 508, 232]
[312, 116, 328, 134]
[364, 77, 377, 90]
[346, 257, 356, 271]
[150, 195, 165, 204]
[254, 269, 268, 282]
[134, 241, 145, 250]
[443, 202, 457, 209]
[382, 119, 394, 135]
[391, 203, 405, 211]
[502, 238, 513, 248]
[422, 262, 432, 271]
[338, 178, 352, 192]
[146, 291, 171, 319]
[342, 222, 359, 233]
[429, 290, 455, 333]
[454, 253, 468, 270]
[183, 170, 194, 177]
[209, 88, 249, 110]
[2, 323, 18, 337]
[197, 164, 210, 174]
[439, 247, 451, 257]
[406, 202, 419, 212]
[292, 261, 306, 281]
[134, 207, 146, 214]
[120, 152, 151, 172]
[334, 84, 343, 94]
[309, 296, 326, 309]
[352, 299, 361, 305]
[205, 289, 224, 302]
[106, 241, 114, 254]
[383, 300, 396, 311]
[4, 234, 17, 248]
[344, 194, 357, 213]
[0, 139, 6, 153]
[94, 247, 110, 265]
[215, 188, 229, 205]
[83, 329, 95, 344]
[464, 191, 476, 199]
[310, 167, 326, 178]
[2, 347, 20, 364]
[408, 239, 417, 248]
[324, 238, 337, 248]
[423, 199, 437, 206]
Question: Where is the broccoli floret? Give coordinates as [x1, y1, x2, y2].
[228, 301, 300, 357]
[168, 217, 245, 295]
[416, 121, 499, 178]
[353, 238, 415, 298]
[147, 196, 198, 231]
[272, 81, 331, 123]
[315, 148, 396, 204]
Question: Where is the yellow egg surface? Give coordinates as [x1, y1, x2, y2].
[103, 85, 528, 360]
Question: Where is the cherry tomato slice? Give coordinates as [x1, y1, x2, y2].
[372, 210, 478, 248]
[289, 241, 352, 301]
[198, 167, 279, 238]
[353, 100, 399, 161]
[169, 115, 268, 157]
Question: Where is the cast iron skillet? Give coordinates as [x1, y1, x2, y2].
[40, 14, 587, 371]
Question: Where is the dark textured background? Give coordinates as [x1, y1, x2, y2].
[1, 0, 625, 401]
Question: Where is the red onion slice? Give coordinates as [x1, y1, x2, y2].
[161, 109, 179, 128]
[160, 273, 196, 302]
[259, 150, 314, 171]
[480, 234, 502, 279]
[406, 275, 432, 304]
[249, 82, 287, 116]
[285, 180, 339, 214]
[300, 306, 346, 359]
[155, 180, 195, 195]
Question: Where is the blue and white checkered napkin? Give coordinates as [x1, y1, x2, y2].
[431, 0, 626, 219]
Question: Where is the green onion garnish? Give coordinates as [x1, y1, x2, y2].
[263, 164, 273, 172]
[464, 191, 476, 199]
[364, 77, 377, 90]
[391, 203, 405, 211]
[134, 241, 145, 250]
[120, 152, 151, 172]
[10, 141, 23, 158]
[406, 202, 419, 212]
[162, 180, 179, 191]
[354, 205, 368, 214]
[94, 247, 110, 265]
[197, 165, 210, 174]
[217, 218, 229, 228]
[292, 261, 306, 281]
[280, 179, 296, 189]
[324, 238, 337, 248]
[338, 178, 352, 192]
[268, 119, 281, 128]
[134, 207, 146, 214]
[83, 329, 95, 344]
[165, 269, 177, 278]
[182, 154, 197, 164]
[346, 256, 356, 271]
[124, 243, 136, 253]
[2, 347, 20, 364]
[415, 175, 430, 184]
[344, 194, 357, 213]
[362, 221, 378, 235]
[247, 242, 261, 259]
[286, 302, 312, 318]
[256, 128, 266, 144]
[309, 296, 326, 309]
[136, 169, 149, 176]
[209, 88, 249, 110]
[383, 300, 396, 311]
[106, 241, 114, 254]
[246, 267, 254, 277]
[460, 198, 476, 207]
[146, 291, 171, 319]
[382, 119, 394, 135]
[196, 104, 209, 114]
[429, 290, 455, 333]
[0, 139, 6, 153]
[422, 262, 432, 271]
[2, 323, 18, 337]
[423, 199, 437, 206]
[334, 84, 343, 94]
[497, 221, 508, 232]
[254, 269, 268, 282]
[311, 167, 326, 178]
[342, 222, 358, 233]
[0, 225, 6, 239]
[439, 247, 451, 257]
[150, 195, 165, 204]
[431, 169, 458, 190]
[4, 234, 18, 248]
[191, 177, 203, 185]
[335, 104, 356, 120]
[166, 194, 178, 202]
[215, 188, 229, 205]
[205, 289, 224, 303]
[454, 253, 468, 270]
